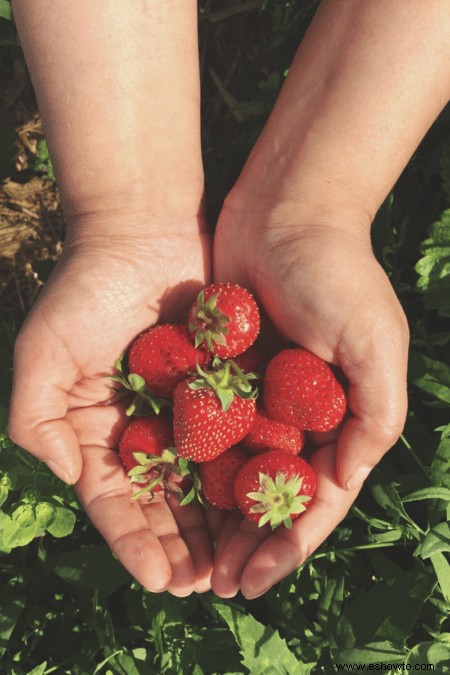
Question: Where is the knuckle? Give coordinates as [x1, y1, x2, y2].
[373, 415, 406, 449]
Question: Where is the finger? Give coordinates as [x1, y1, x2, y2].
[336, 314, 409, 490]
[76, 442, 172, 592]
[204, 504, 229, 544]
[140, 495, 199, 597]
[67, 402, 128, 448]
[9, 325, 82, 484]
[72, 405, 211, 596]
[213, 509, 244, 559]
[165, 493, 214, 593]
[239, 444, 360, 599]
[210, 515, 271, 598]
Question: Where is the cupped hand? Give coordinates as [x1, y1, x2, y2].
[8, 216, 217, 595]
[210, 205, 409, 598]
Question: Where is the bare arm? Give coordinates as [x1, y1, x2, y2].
[229, 0, 450, 230]
[11, 0, 204, 228]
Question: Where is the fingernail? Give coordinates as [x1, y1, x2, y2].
[244, 585, 272, 600]
[43, 460, 74, 485]
[346, 465, 372, 491]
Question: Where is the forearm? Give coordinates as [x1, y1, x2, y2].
[228, 0, 450, 231]
[12, 0, 203, 229]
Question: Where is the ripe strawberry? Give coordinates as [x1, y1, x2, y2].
[173, 360, 258, 462]
[234, 450, 317, 529]
[188, 283, 260, 358]
[263, 348, 347, 432]
[127, 324, 211, 399]
[118, 415, 175, 495]
[233, 342, 266, 374]
[199, 445, 250, 510]
[242, 409, 305, 455]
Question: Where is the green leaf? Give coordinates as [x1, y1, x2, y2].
[6, 503, 38, 547]
[0, 511, 13, 552]
[419, 522, 450, 558]
[331, 567, 435, 655]
[0, 592, 25, 658]
[338, 641, 406, 665]
[402, 487, 450, 502]
[29, 139, 55, 181]
[214, 601, 313, 674]
[430, 552, 450, 601]
[0, 0, 12, 20]
[317, 575, 346, 654]
[35, 501, 55, 531]
[438, 422, 450, 439]
[26, 663, 48, 675]
[408, 351, 450, 404]
[406, 641, 450, 672]
[415, 210, 450, 316]
[51, 544, 130, 595]
[368, 470, 414, 526]
[46, 505, 76, 538]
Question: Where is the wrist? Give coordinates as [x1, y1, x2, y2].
[63, 195, 207, 254]
[222, 178, 373, 244]
[62, 171, 205, 226]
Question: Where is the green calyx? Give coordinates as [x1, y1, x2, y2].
[189, 290, 230, 353]
[110, 354, 168, 416]
[128, 448, 204, 506]
[188, 358, 259, 412]
[248, 472, 312, 530]
[128, 447, 178, 500]
[128, 447, 195, 504]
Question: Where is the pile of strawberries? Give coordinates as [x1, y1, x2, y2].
[113, 283, 347, 530]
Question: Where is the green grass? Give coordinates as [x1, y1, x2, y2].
[1, 1, 450, 673]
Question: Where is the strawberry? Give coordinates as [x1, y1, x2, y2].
[173, 360, 258, 462]
[199, 444, 250, 510]
[233, 342, 267, 374]
[242, 409, 305, 455]
[127, 323, 211, 400]
[188, 283, 260, 358]
[263, 348, 347, 432]
[234, 450, 317, 529]
[118, 415, 175, 496]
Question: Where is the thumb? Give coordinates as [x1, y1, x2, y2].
[8, 327, 82, 484]
[336, 315, 409, 490]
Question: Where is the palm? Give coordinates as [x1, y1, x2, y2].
[10, 226, 216, 595]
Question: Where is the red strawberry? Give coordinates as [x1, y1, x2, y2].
[199, 445, 250, 510]
[242, 409, 305, 455]
[188, 283, 260, 358]
[263, 348, 347, 432]
[173, 360, 258, 462]
[234, 450, 317, 529]
[233, 342, 267, 374]
[128, 324, 211, 399]
[118, 415, 175, 495]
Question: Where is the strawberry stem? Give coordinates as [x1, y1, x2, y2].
[188, 359, 258, 411]
[189, 290, 230, 353]
[248, 471, 312, 530]
[110, 355, 168, 416]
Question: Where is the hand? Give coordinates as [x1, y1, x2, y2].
[8, 215, 216, 596]
[210, 204, 409, 598]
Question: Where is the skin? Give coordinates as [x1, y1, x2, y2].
[8, 0, 450, 598]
